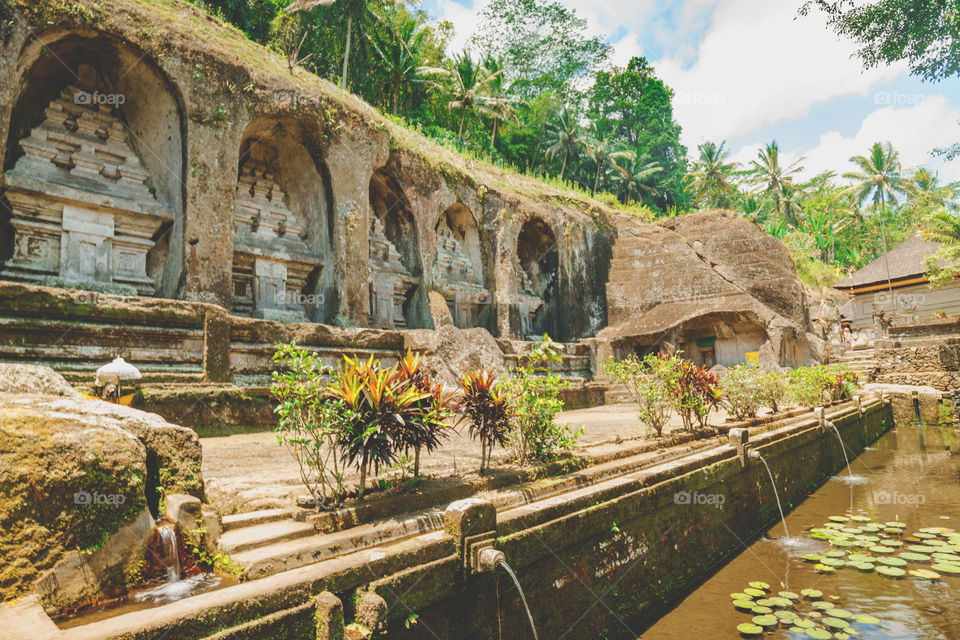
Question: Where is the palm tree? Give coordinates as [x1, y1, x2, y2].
[481, 56, 518, 153]
[583, 124, 635, 196]
[614, 154, 662, 205]
[544, 108, 582, 181]
[369, 20, 430, 115]
[687, 141, 737, 209]
[749, 141, 804, 225]
[440, 53, 503, 144]
[907, 168, 960, 213]
[286, 0, 381, 90]
[843, 141, 910, 312]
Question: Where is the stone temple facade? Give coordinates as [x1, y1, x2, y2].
[0, 0, 820, 376]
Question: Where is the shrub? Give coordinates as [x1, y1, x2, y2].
[393, 349, 455, 477]
[722, 364, 765, 421]
[271, 343, 351, 507]
[672, 357, 723, 430]
[452, 370, 513, 474]
[787, 365, 858, 406]
[500, 335, 582, 463]
[603, 354, 675, 437]
[757, 370, 789, 413]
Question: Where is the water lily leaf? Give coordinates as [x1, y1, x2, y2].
[879, 539, 903, 547]
[733, 600, 756, 611]
[877, 556, 907, 567]
[752, 614, 778, 627]
[806, 628, 832, 639]
[802, 553, 825, 562]
[736, 622, 764, 637]
[932, 552, 960, 562]
[744, 587, 766, 597]
[822, 617, 850, 629]
[755, 598, 774, 607]
[898, 552, 931, 563]
[829, 516, 850, 522]
[814, 563, 837, 573]
[907, 544, 941, 554]
[813, 601, 837, 610]
[877, 566, 906, 578]
[930, 563, 960, 575]
[795, 618, 817, 628]
[869, 545, 895, 554]
[751, 606, 773, 614]
[824, 550, 846, 558]
[829, 609, 853, 619]
[850, 516, 872, 522]
[800, 588, 823, 598]
[821, 558, 846, 568]
[767, 597, 793, 608]
[851, 614, 880, 624]
[775, 610, 799, 620]
[850, 562, 875, 572]
[909, 569, 941, 580]
[731, 592, 753, 600]
[913, 532, 937, 539]
[778, 590, 799, 600]
[748, 581, 770, 590]
[884, 521, 907, 529]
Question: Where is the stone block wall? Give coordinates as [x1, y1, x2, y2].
[874, 336, 960, 391]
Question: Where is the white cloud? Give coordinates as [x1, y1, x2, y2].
[729, 96, 960, 183]
[655, 0, 906, 150]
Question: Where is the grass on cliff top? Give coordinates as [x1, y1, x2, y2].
[14, 0, 647, 227]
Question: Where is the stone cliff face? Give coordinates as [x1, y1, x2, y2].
[0, 0, 617, 343]
[601, 211, 820, 368]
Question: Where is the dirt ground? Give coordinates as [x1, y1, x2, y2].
[201, 403, 735, 514]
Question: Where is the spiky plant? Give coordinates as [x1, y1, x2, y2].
[453, 370, 513, 474]
[393, 349, 454, 477]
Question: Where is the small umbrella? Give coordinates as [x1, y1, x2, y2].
[95, 358, 142, 401]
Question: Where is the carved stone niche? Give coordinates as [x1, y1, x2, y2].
[516, 269, 544, 338]
[433, 222, 489, 328]
[0, 85, 173, 294]
[231, 161, 322, 321]
[369, 217, 417, 329]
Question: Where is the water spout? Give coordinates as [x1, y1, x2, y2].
[912, 393, 925, 427]
[751, 451, 790, 540]
[485, 550, 539, 640]
[156, 523, 181, 584]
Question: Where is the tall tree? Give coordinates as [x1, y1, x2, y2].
[471, 0, 610, 100]
[439, 53, 504, 143]
[482, 56, 519, 153]
[587, 57, 688, 211]
[369, 18, 430, 114]
[286, 0, 382, 89]
[614, 154, 662, 205]
[583, 124, 635, 196]
[687, 141, 737, 209]
[749, 141, 804, 225]
[843, 141, 911, 308]
[544, 108, 583, 180]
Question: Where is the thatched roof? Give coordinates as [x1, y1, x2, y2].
[834, 235, 941, 290]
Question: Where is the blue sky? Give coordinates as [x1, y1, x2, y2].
[422, 0, 960, 183]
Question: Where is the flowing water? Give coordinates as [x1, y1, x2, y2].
[497, 559, 540, 640]
[640, 424, 960, 640]
[756, 453, 791, 541]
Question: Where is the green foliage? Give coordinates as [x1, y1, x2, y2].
[271, 343, 350, 506]
[787, 365, 858, 406]
[671, 357, 723, 430]
[721, 364, 766, 421]
[500, 335, 581, 463]
[603, 354, 675, 437]
[452, 370, 512, 473]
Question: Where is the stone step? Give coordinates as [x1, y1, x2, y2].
[219, 519, 317, 554]
[231, 509, 445, 580]
[222, 508, 297, 533]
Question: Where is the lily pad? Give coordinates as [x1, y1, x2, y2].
[822, 617, 850, 629]
[880, 539, 903, 547]
[909, 569, 941, 580]
[813, 601, 837, 610]
[849, 561, 875, 572]
[814, 563, 837, 573]
[885, 521, 907, 529]
[821, 558, 846, 568]
[795, 618, 817, 628]
[748, 581, 770, 590]
[828, 609, 854, 619]
[774, 610, 799, 621]
[744, 588, 766, 597]
[736, 622, 764, 637]
[801, 588, 823, 599]
[733, 599, 756, 611]
[751, 606, 773, 614]
[930, 563, 960, 575]
[802, 553, 825, 562]
[779, 590, 799, 600]
[755, 598, 774, 607]
[767, 597, 793, 608]
[851, 614, 881, 624]
[752, 614, 778, 627]
[877, 566, 906, 578]
[869, 545, 895, 554]
[829, 516, 850, 522]
[806, 629, 832, 640]
[877, 556, 907, 567]
[898, 552, 931, 563]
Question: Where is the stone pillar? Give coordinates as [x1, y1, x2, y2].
[324, 127, 390, 326]
[315, 591, 344, 640]
[355, 591, 388, 638]
[203, 307, 231, 383]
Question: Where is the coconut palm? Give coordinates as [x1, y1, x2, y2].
[544, 108, 583, 181]
[749, 141, 804, 225]
[614, 154, 662, 205]
[687, 140, 737, 209]
[843, 141, 910, 310]
[583, 125, 635, 196]
[369, 19, 430, 114]
[286, 0, 382, 90]
[482, 56, 519, 153]
[907, 168, 960, 213]
[439, 53, 504, 144]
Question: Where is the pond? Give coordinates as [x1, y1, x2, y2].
[639, 423, 960, 640]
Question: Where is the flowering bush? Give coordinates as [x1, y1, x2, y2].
[604, 354, 676, 437]
[721, 364, 765, 421]
[452, 370, 513, 474]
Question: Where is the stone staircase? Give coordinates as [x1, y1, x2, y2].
[835, 348, 879, 384]
[220, 507, 445, 580]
